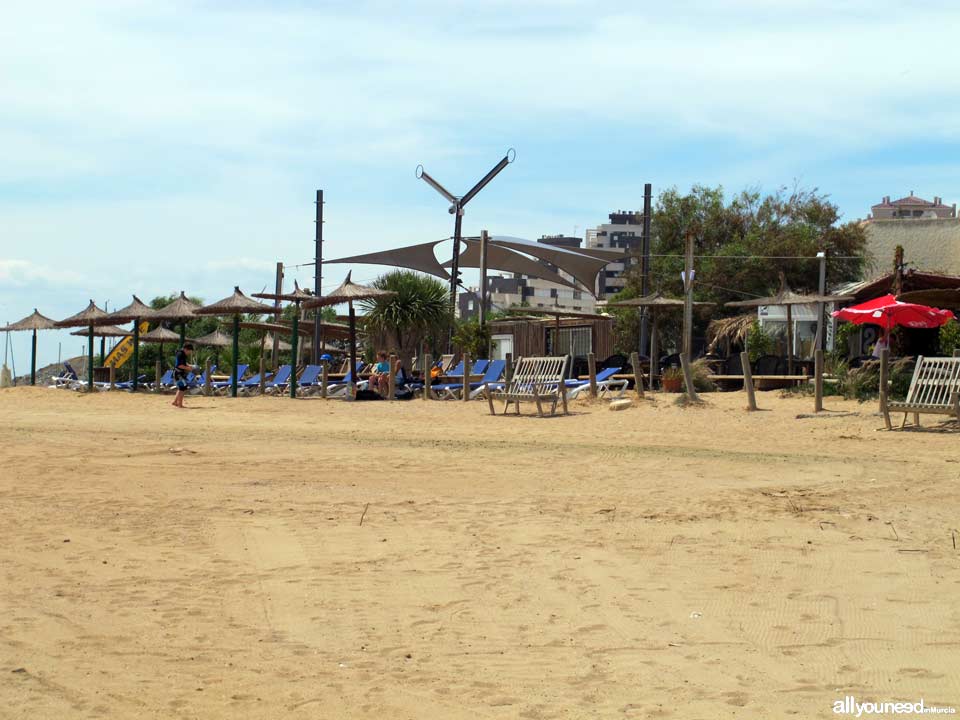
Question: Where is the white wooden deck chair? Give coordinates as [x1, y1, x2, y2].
[884, 356, 960, 429]
[485, 356, 569, 417]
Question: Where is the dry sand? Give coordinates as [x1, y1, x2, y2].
[1, 387, 958, 719]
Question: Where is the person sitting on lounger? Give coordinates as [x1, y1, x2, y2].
[171, 342, 198, 409]
[369, 350, 391, 395]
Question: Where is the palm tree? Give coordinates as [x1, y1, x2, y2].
[359, 270, 451, 367]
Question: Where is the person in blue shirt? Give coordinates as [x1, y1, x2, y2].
[369, 350, 392, 396]
[171, 343, 198, 409]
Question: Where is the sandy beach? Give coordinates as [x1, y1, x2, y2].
[2, 387, 958, 719]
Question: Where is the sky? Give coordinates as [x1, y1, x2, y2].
[3, 0, 960, 370]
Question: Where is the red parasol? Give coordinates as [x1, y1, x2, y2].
[832, 294, 954, 330]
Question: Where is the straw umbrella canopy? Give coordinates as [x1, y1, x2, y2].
[253, 281, 314, 398]
[191, 328, 233, 347]
[151, 291, 202, 345]
[609, 292, 714, 381]
[71, 325, 131, 338]
[1, 309, 56, 385]
[194, 287, 277, 397]
[898, 288, 960, 309]
[55, 301, 109, 391]
[139, 326, 182, 368]
[726, 275, 852, 374]
[303, 271, 396, 399]
[190, 327, 233, 371]
[98, 295, 157, 391]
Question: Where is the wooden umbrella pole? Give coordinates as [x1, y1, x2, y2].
[348, 303, 358, 401]
[289, 306, 299, 398]
[132, 319, 140, 392]
[231, 314, 240, 398]
[87, 323, 94, 392]
[786, 304, 794, 376]
[31, 328, 37, 386]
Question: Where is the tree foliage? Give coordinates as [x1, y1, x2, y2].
[358, 270, 452, 358]
[616, 184, 869, 354]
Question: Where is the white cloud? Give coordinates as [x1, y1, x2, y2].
[0, 259, 84, 287]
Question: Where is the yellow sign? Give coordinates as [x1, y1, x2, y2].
[104, 322, 150, 369]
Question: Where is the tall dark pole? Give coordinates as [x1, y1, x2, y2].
[313, 190, 324, 364]
[231, 314, 240, 398]
[273, 262, 283, 370]
[451, 208, 463, 313]
[348, 303, 357, 401]
[639, 183, 653, 354]
[478, 229, 489, 327]
[30, 329, 37, 386]
[87, 323, 94, 392]
[132, 319, 140, 391]
[289, 306, 299, 399]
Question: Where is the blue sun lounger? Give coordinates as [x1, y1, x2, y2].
[432, 359, 502, 399]
[564, 366, 628, 399]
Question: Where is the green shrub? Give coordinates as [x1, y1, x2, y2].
[745, 320, 774, 363]
[939, 319, 960, 356]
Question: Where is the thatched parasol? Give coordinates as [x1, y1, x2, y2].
[151, 291, 202, 345]
[705, 314, 756, 355]
[303, 272, 396, 399]
[726, 274, 852, 373]
[609, 292, 715, 381]
[71, 325, 131, 338]
[55, 301, 109, 391]
[140, 326, 182, 365]
[191, 329, 233, 347]
[195, 287, 276, 397]
[99, 295, 157, 391]
[1, 309, 56, 385]
[897, 288, 960, 309]
[254, 281, 315, 397]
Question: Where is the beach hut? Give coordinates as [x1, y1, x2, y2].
[99, 295, 157, 391]
[195, 287, 276, 398]
[303, 272, 396, 399]
[55, 301, 109, 391]
[0, 309, 57, 386]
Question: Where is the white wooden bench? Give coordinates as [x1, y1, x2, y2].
[884, 356, 960, 429]
[485, 356, 569, 417]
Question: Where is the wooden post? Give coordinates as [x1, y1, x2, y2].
[630, 351, 644, 398]
[682, 231, 694, 357]
[388, 353, 397, 401]
[204, 358, 212, 397]
[258, 354, 266, 394]
[155, 360, 162, 394]
[879, 347, 891, 429]
[741, 351, 757, 411]
[649, 310, 659, 390]
[587, 352, 598, 398]
[814, 348, 824, 412]
[505, 352, 513, 385]
[320, 364, 328, 398]
[786, 304, 795, 376]
[462, 353, 471, 402]
[679, 352, 699, 403]
[109, 365, 115, 391]
[423, 352, 432, 400]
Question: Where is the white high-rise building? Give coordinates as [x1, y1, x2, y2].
[585, 210, 644, 298]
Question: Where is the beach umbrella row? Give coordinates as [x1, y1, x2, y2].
[304, 271, 396, 399]
[253, 281, 315, 397]
[55, 301, 109, 391]
[195, 287, 276, 398]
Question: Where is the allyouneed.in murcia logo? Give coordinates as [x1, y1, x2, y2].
[834, 696, 956, 716]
